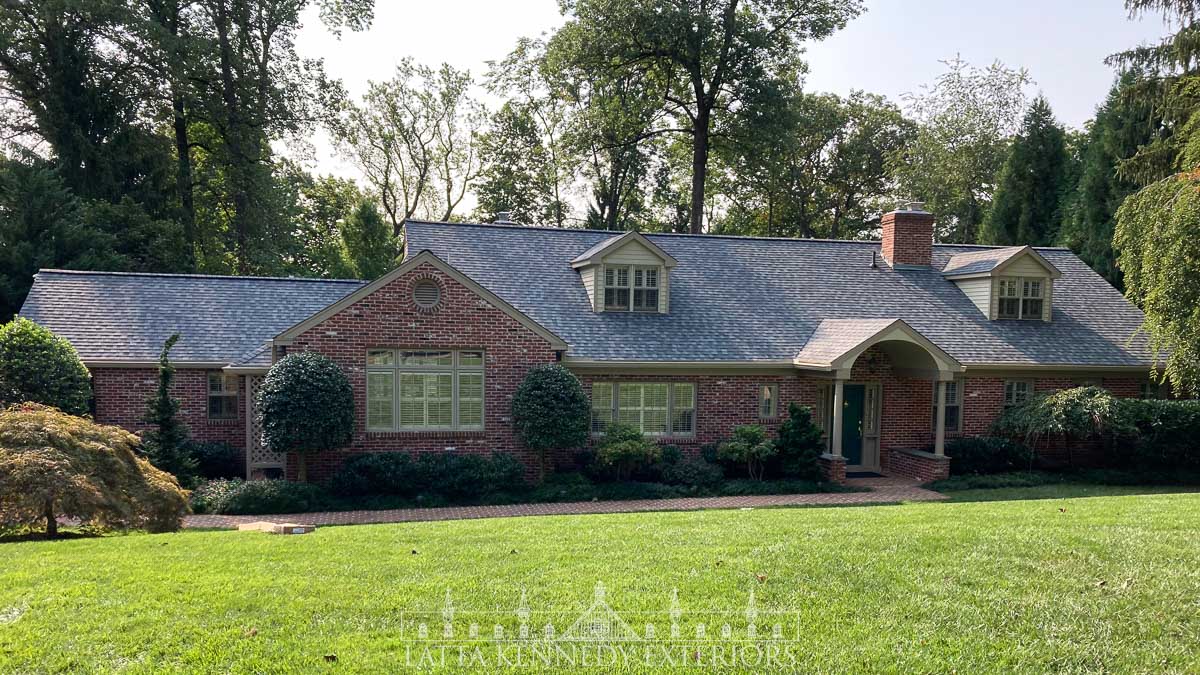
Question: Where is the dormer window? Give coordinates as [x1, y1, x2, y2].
[576, 232, 677, 314]
[942, 246, 1061, 322]
[997, 277, 1044, 320]
[604, 265, 661, 311]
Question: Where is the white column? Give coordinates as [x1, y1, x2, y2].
[831, 378, 845, 457]
[934, 379, 947, 457]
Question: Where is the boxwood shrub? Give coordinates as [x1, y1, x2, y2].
[329, 451, 526, 500]
[190, 479, 330, 515]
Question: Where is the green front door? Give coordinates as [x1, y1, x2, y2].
[841, 384, 865, 466]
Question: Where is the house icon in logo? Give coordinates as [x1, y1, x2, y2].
[559, 582, 640, 642]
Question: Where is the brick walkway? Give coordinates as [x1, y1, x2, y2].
[184, 476, 945, 530]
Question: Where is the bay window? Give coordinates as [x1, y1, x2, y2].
[366, 349, 484, 431]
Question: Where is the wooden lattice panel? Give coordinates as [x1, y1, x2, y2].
[245, 375, 285, 476]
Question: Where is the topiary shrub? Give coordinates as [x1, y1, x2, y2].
[186, 441, 243, 480]
[944, 436, 1035, 475]
[258, 353, 354, 482]
[189, 479, 329, 516]
[0, 317, 91, 415]
[594, 423, 662, 481]
[717, 425, 777, 481]
[511, 364, 590, 480]
[0, 403, 189, 535]
[771, 403, 824, 480]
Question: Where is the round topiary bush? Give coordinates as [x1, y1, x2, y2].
[512, 364, 590, 480]
[0, 317, 91, 414]
[0, 403, 189, 536]
[258, 352, 354, 481]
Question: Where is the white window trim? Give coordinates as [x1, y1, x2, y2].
[997, 276, 1045, 320]
[366, 349, 485, 432]
[208, 372, 239, 421]
[931, 379, 963, 434]
[604, 264, 661, 312]
[1003, 379, 1034, 407]
[591, 381, 696, 437]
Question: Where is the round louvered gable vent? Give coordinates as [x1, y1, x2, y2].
[413, 280, 441, 308]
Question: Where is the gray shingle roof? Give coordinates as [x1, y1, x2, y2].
[941, 246, 1027, 276]
[794, 319, 899, 365]
[405, 220, 1152, 367]
[571, 235, 623, 265]
[19, 270, 365, 363]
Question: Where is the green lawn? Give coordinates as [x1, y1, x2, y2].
[2, 493, 1199, 673]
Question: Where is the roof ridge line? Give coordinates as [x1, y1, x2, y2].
[35, 269, 367, 283]
[406, 220, 1073, 250]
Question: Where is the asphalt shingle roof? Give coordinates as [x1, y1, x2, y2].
[405, 220, 1152, 367]
[941, 246, 1029, 276]
[794, 319, 900, 365]
[19, 270, 365, 363]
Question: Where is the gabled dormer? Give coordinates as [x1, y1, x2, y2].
[571, 232, 677, 313]
[942, 246, 1062, 322]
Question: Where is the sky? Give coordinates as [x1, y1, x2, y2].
[294, 0, 1172, 181]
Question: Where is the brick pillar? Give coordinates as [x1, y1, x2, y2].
[818, 453, 847, 485]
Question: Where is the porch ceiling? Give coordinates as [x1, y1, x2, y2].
[793, 318, 963, 380]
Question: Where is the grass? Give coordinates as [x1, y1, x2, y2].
[2, 493, 1199, 673]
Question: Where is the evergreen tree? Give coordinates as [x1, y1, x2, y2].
[142, 333, 195, 481]
[341, 201, 396, 280]
[982, 96, 1069, 246]
[1060, 72, 1160, 288]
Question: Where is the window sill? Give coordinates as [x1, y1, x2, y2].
[367, 430, 487, 438]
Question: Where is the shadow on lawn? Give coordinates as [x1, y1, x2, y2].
[0, 529, 104, 544]
[939, 483, 1200, 503]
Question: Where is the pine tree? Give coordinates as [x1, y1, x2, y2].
[1059, 72, 1159, 288]
[982, 96, 1069, 246]
[341, 201, 396, 280]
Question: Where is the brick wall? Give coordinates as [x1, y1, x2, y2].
[572, 372, 817, 448]
[92, 368, 246, 451]
[282, 262, 559, 480]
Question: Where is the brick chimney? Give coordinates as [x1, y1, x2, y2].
[881, 202, 934, 268]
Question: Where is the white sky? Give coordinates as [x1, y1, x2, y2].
[294, 0, 1171, 184]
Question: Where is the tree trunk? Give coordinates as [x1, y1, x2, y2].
[172, 93, 196, 266]
[689, 108, 711, 234]
[213, 0, 252, 272]
[44, 500, 57, 538]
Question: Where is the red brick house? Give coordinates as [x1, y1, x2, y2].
[18, 205, 1158, 483]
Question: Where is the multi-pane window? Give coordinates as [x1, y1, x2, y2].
[931, 380, 962, 433]
[366, 349, 484, 431]
[604, 265, 660, 312]
[997, 277, 1045, 320]
[208, 373, 239, 421]
[1004, 380, 1032, 407]
[591, 382, 695, 436]
[759, 384, 779, 419]
[1140, 382, 1163, 400]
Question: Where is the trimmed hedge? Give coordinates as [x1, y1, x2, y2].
[0, 318, 91, 415]
[328, 451, 526, 500]
[190, 479, 329, 515]
[991, 386, 1200, 472]
[944, 436, 1035, 475]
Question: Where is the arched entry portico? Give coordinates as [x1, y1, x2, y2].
[794, 319, 963, 471]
